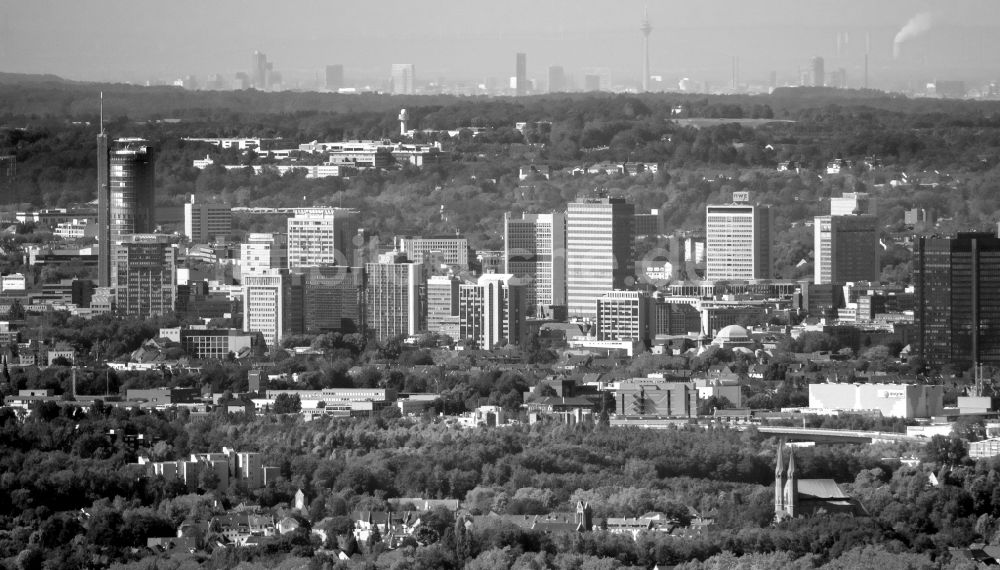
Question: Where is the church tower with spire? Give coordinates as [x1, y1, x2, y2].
[783, 447, 799, 518]
[775, 443, 800, 520]
[774, 443, 785, 518]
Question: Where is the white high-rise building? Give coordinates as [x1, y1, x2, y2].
[566, 197, 635, 320]
[365, 255, 424, 340]
[504, 212, 566, 315]
[705, 197, 772, 281]
[242, 270, 303, 346]
[391, 64, 416, 95]
[286, 208, 359, 269]
[427, 274, 461, 338]
[241, 233, 287, 276]
[458, 274, 527, 349]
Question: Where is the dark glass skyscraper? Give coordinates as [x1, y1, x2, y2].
[915, 233, 1000, 370]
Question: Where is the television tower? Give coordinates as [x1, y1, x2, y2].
[640, 8, 652, 92]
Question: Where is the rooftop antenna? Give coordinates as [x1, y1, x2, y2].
[100, 91, 104, 135]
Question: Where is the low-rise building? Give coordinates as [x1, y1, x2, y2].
[808, 383, 944, 419]
[178, 326, 257, 360]
[126, 387, 201, 406]
[970, 438, 1000, 460]
[612, 379, 698, 418]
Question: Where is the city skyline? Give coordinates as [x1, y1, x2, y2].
[3, 1, 1000, 92]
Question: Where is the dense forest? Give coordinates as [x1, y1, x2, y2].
[0, 400, 989, 569]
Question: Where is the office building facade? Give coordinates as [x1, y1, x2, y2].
[299, 265, 365, 333]
[811, 56, 825, 87]
[705, 201, 772, 281]
[566, 197, 635, 320]
[830, 192, 876, 216]
[365, 256, 424, 340]
[391, 64, 415, 95]
[184, 195, 231, 243]
[458, 274, 527, 348]
[286, 208, 359, 269]
[504, 212, 566, 315]
[427, 274, 461, 339]
[113, 234, 177, 318]
[242, 270, 304, 347]
[395, 236, 470, 270]
[241, 233, 287, 276]
[814, 215, 880, 285]
[98, 138, 155, 287]
[325, 64, 344, 91]
[915, 233, 1000, 369]
[547, 66, 566, 93]
[596, 291, 650, 342]
[179, 327, 256, 360]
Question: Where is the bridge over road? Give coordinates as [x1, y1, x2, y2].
[751, 425, 927, 445]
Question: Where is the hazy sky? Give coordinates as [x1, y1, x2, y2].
[2, 0, 999, 89]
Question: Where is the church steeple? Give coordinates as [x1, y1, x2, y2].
[774, 443, 786, 518]
[784, 447, 798, 518]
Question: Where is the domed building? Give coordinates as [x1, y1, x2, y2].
[710, 324, 754, 350]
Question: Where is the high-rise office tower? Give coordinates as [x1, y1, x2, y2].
[504, 212, 566, 315]
[705, 197, 772, 281]
[427, 274, 461, 339]
[640, 9, 652, 92]
[915, 233, 1000, 369]
[813, 215, 880, 285]
[252, 51, 269, 90]
[299, 266, 364, 333]
[234, 72, 251, 90]
[582, 67, 612, 92]
[241, 233, 288, 276]
[113, 234, 177, 318]
[365, 255, 424, 340]
[668, 235, 687, 281]
[547, 66, 566, 94]
[325, 64, 344, 91]
[391, 64, 416, 95]
[242, 270, 304, 346]
[184, 195, 231, 243]
[286, 208, 360, 269]
[109, 140, 155, 243]
[566, 197, 635, 320]
[458, 274, 527, 348]
[515, 53, 527, 96]
[814, 193, 879, 285]
[97, 138, 155, 287]
[811, 56, 825, 87]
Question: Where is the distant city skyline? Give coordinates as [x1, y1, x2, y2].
[2, 1, 1000, 92]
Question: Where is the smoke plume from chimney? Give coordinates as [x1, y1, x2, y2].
[893, 12, 934, 59]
